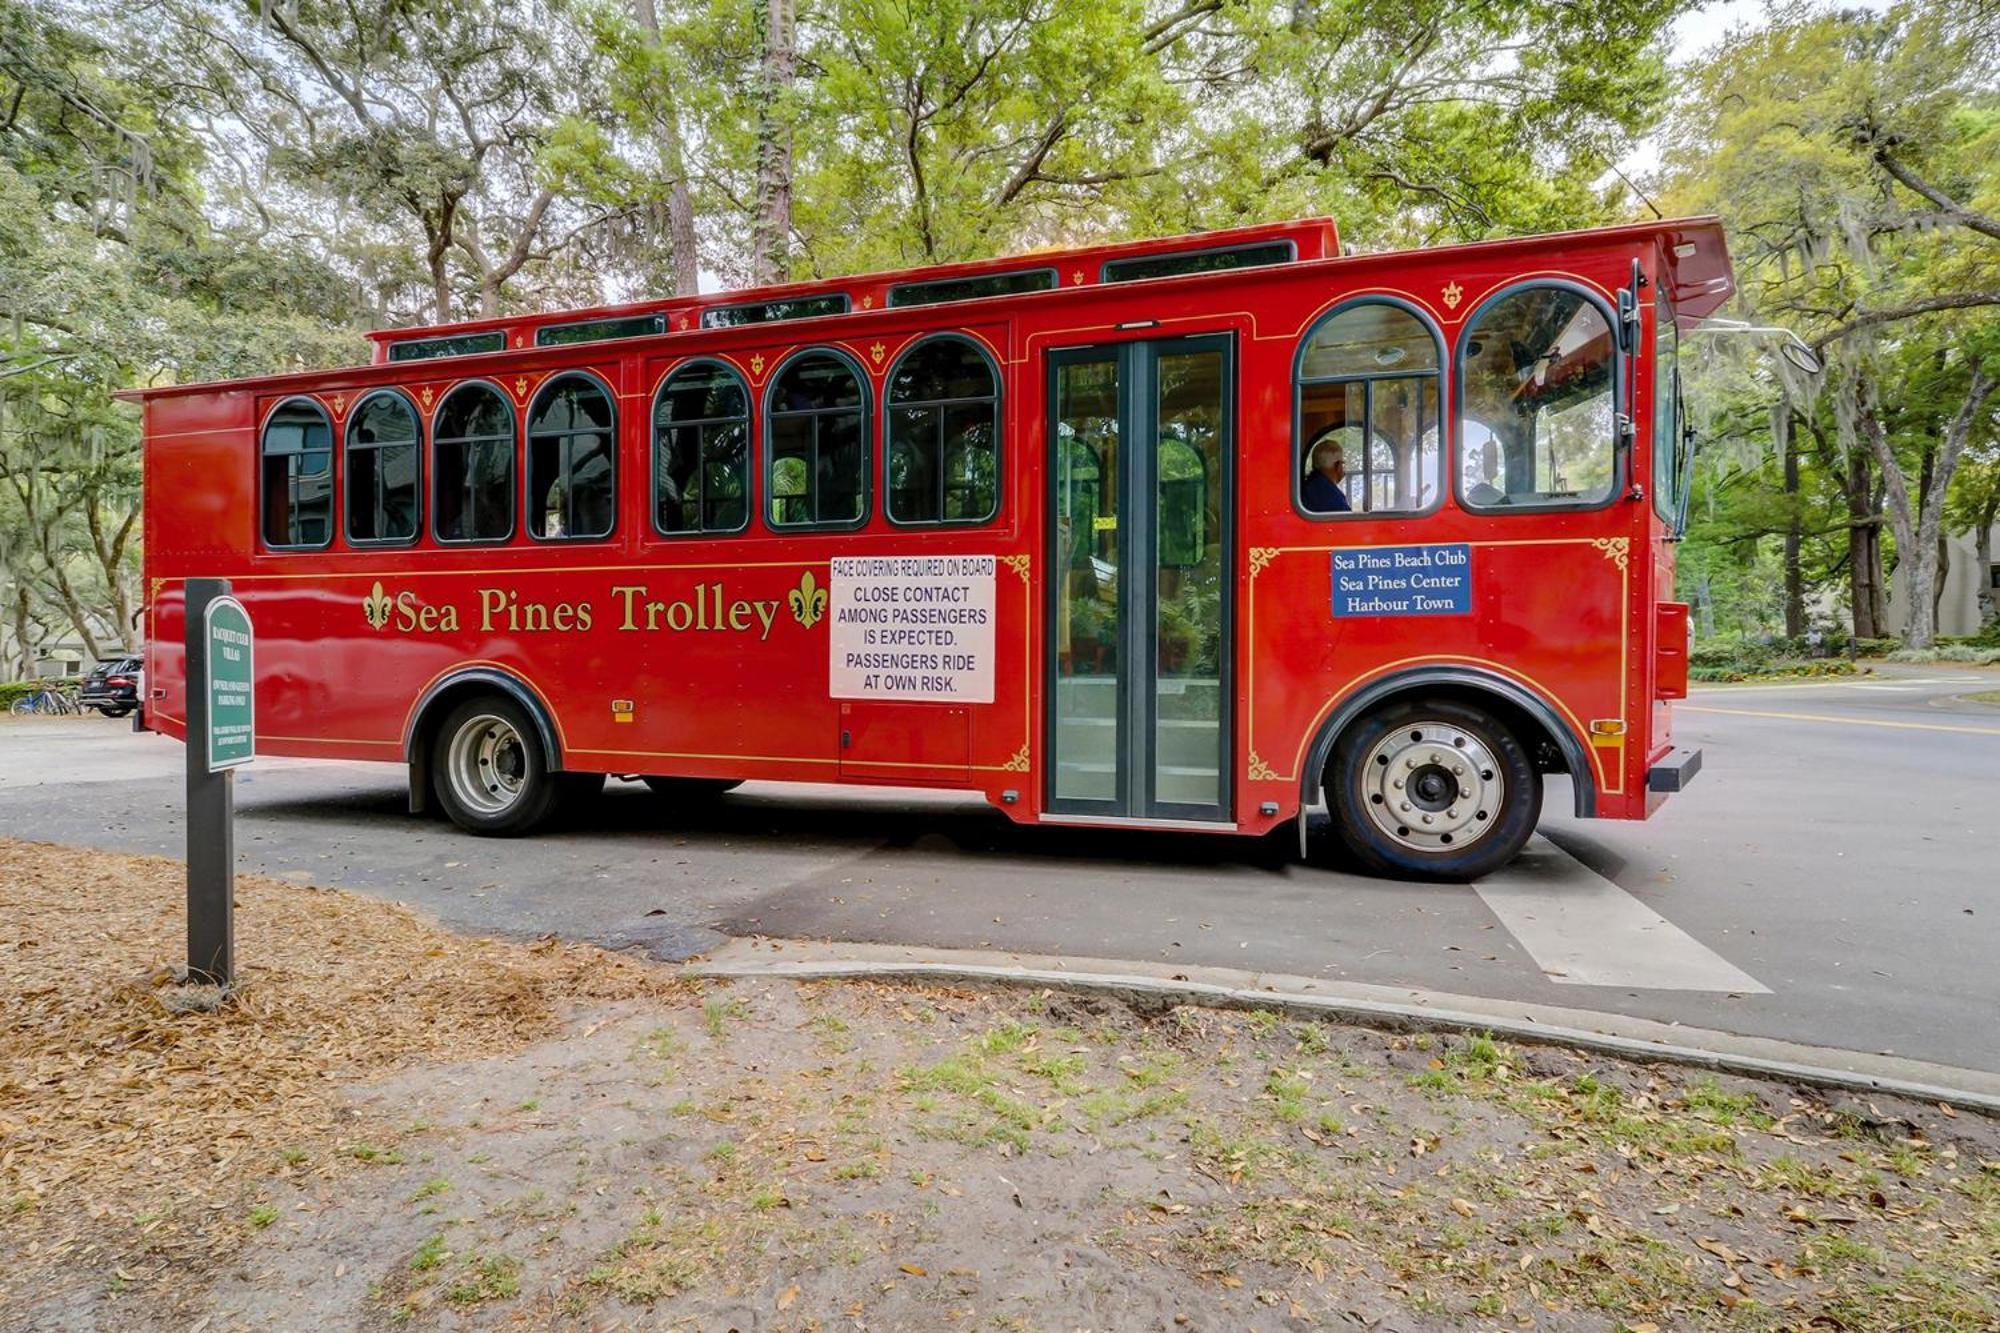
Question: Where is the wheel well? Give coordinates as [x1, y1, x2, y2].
[404, 671, 562, 814]
[1301, 672, 1595, 819]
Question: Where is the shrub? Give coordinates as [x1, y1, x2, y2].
[1886, 645, 2000, 665]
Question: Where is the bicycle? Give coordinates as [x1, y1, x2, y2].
[9, 682, 79, 715]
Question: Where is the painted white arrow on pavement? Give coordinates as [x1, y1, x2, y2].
[1473, 835, 1769, 993]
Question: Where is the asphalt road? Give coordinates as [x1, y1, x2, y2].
[3, 665, 1997, 1076]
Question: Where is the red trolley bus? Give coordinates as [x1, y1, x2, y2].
[128, 214, 1729, 879]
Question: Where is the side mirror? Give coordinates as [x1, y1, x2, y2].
[1686, 319, 1824, 375]
[1780, 338, 1824, 376]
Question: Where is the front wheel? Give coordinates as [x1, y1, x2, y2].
[432, 696, 562, 836]
[1324, 698, 1540, 881]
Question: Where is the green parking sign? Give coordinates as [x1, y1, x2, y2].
[203, 596, 255, 771]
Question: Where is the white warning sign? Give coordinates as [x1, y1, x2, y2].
[829, 555, 996, 702]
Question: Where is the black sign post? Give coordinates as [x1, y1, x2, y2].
[184, 577, 252, 987]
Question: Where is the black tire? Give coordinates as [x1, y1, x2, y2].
[101, 706, 133, 719]
[1323, 697, 1540, 881]
[641, 776, 743, 799]
[431, 695, 562, 836]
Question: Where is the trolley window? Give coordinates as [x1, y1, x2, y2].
[344, 392, 421, 544]
[1296, 301, 1441, 516]
[1459, 286, 1619, 509]
[526, 375, 616, 540]
[766, 352, 867, 528]
[886, 337, 999, 525]
[654, 362, 750, 534]
[260, 397, 334, 549]
[433, 383, 516, 543]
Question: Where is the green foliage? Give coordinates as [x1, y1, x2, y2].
[1658, 0, 2000, 646]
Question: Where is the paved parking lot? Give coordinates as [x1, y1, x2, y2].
[3, 667, 1997, 1078]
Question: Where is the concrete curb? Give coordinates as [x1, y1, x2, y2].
[691, 941, 2000, 1117]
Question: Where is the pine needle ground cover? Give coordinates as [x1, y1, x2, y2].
[0, 838, 1994, 1330]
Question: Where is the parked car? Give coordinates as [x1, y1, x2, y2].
[78, 656, 142, 718]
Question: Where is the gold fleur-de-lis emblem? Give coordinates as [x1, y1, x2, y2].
[513, 375, 529, 399]
[513, 335, 524, 348]
[750, 353, 766, 376]
[1072, 269, 1084, 285]
[419, 386, 435, 410]
[861, 295, 874, 310]
[869, 341, 886, 366]
[362, 581, 393, 631]
[1442, 281, 1463, 310]
[788, 570, 828, 629]
[673, 315, 687, 331]
[330, 393, 347, 416]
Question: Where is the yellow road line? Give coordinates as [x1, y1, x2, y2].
[1679, 705, 2000, 737]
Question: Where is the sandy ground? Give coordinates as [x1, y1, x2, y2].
[0, 839, 1995, 1332]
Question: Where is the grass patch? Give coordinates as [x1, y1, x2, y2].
[410, 1233, 450, 1273]
[444, 1253, 521, 1306]
[703, 995, 749, 1039]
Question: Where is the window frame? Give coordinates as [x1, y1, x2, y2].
[1099, 238, 1297, 284]
[1651, 283, 1680, 525]
[650, 356, 754, 539]
[387, 330, 506, 363]
[1290, 295, 1448, 524]
[701, 293, 851, 330]
[257, 394, 336, 551]
[761, 346, 873, 533]
[882, 333, 1003, 529]
[341, 388, 424, 548]
[523, 369, 620, 544]
[536, 313, 667, 348]
[887, 268, 1058, 309]
[1452, 278, 1628, 517]
[429, 379, 519, 547]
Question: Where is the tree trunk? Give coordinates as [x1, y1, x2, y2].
[1847, 449, 1883, 640]
[1781, 405, 1804, 637]
[749, 0, 795, 287]
[1976, 509, 1997, 629]
[1863, 368, 1998, 649]
[1934, 534, 1950, 629]
[8, 582, 33, 679]
[631, 0, 700, 295]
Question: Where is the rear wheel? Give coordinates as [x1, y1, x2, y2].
[432, 696, 561, 836]
[1324, 698, 1540, 881]
[641, 776, 743, 800]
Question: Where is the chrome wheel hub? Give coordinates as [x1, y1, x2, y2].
[1359, 722, 1504, 852]
[446, 713, 528, 816]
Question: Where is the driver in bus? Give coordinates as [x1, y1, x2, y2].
[1302, 435, 1351, 513]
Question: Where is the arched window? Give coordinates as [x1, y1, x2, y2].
[433, 382, 515, 543]
[345, 391, 420, 543]
[1296, 301, 1442, 516]
[766, 351, 867, 528]
[261, 397, 333, 548]
[653, 361, 749, 534]
[1458, 286, 1618, 509]
[526, 374, 616, 540]
[886, 336, 999, 525]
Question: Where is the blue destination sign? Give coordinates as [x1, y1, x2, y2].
[1331, 543, 1472, 617]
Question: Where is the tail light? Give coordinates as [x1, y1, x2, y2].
[108, 676, 134, 687]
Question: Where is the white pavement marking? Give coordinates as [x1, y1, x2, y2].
[1473, 835, 1769, 993]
